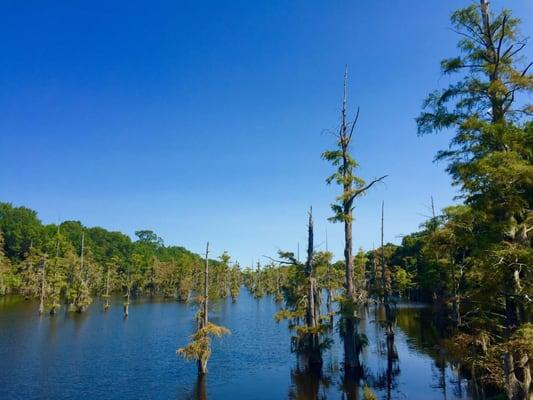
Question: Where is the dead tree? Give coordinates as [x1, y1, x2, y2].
[104, 267, 111, 311]
[322, 67, 387, 370]
[381, 201, 395, 355]
[305, 207, 322, 369]
[38, 256, 46, 315]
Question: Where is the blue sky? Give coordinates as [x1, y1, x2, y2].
[1, 0, 532, 265]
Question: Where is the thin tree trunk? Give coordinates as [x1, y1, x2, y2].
[381, 202, 394, 336]
[198, 242, 209, 375]
[124, 269, 130, 318]
[80, 233, 84, 275]
[38, 258, 46, 315]
[50, 224, 60, 315]
[305, 207, 322, 370]
[204, 242, 209, 328]
[340, 69, 358, 371]
[104, 268, 110, 311]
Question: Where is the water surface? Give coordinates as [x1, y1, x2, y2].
[0, 291, 474, 399]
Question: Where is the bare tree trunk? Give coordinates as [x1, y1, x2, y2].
[203, 242, 209, 328]
[325, 229, 334, 324]
[198, 242, 209, 375]
[75, 232, 87, 313]
[330, 68, 386, 371]
[124, 270, 130, 318]
[38, 257, 46, 315]
[305, 207, 322, 370]
[451, 256, 461, 326]
[381, 202, 395, 357]
[340, 69, 359, 371]
[104, 267, 110, 311]
[80, 233, 84, 274]
[50, 224, 60, 315]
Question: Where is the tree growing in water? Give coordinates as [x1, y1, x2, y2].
[66, 233, 92, 313]
[300, 207, 326, 369]
[380, 202, 396, 356]
[274, 208, 331, 371]
[178, 242, 230, 375]
[322, 68, 386, 370]
[418, 1, 532, 398]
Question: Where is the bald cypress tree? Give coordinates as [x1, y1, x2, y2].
[322, 69, 386, 370]
[274, 208, 330, 371]
[418, 1, 532, 398]
[178, 242, 230, 375]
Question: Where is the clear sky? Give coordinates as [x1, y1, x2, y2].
[1, 0, 532, 265]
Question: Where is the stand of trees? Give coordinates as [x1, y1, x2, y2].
[0, 202, 242, 315]
[415, 1, 532, 398]
[272, 208, 333, 371]
[243, 2, 532, 398]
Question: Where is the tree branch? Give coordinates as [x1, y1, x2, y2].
[261, 255, 298, 266]
[348, 106, 360, 141]
[349, 175, 388, 203]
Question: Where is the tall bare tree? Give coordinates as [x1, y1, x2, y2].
[322, 68, 386, 370]
[178, 242, 229, 375]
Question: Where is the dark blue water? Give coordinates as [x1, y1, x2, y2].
[0, 291, 475, 399]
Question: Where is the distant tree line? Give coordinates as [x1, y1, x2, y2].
[0, 202, 241, 315]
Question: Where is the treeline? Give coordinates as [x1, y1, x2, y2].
[0, 202, 241, 314]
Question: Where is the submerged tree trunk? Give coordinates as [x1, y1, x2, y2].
[305, 207, 322, 370]
[123, 280, 130, 318]
[50, 225, 61, 315]
[323, 68, 386, 372]
[75, 233, 90, 314]
[198, 242, 210, 375]
[104, 268, 110, 311]
[124, 266, 131, 318]
[325, 229, 334, 324]
[340, 71, 359, 371]
[38, 257, 46, 315]
[450, 255, 462, 326]
[381, 202, 395, 354]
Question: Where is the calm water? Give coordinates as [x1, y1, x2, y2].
[0, 290, 475, 400]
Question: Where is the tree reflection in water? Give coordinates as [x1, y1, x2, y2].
[340, 366, 365, 400]
[186, 375, 207, 400]
[289, 360, 333, 400]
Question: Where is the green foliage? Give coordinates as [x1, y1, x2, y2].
[0, 202, 239, 314]
[0, 232, 16, 295]
[177, 322, 230, 361]
[394, 267, 413, 297]
[415, 1, 532, 396]
[243, 261, 287, 300]
[0, 203, 44, 261]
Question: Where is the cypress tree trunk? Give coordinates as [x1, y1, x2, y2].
[38, 257, 46, 315]
[104, 268, 110, 311]
[124, 267, 130, 318]
[198, 242, 209, 375]
[323, 68, 386, 372]
[478, 3, 529, 398]
[381, 202, 394, 353]
[123, 280, 129, 318]
[50, 225, 60, 315]
[340, 71, 358, 370]
[305, 207, 322, 370]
